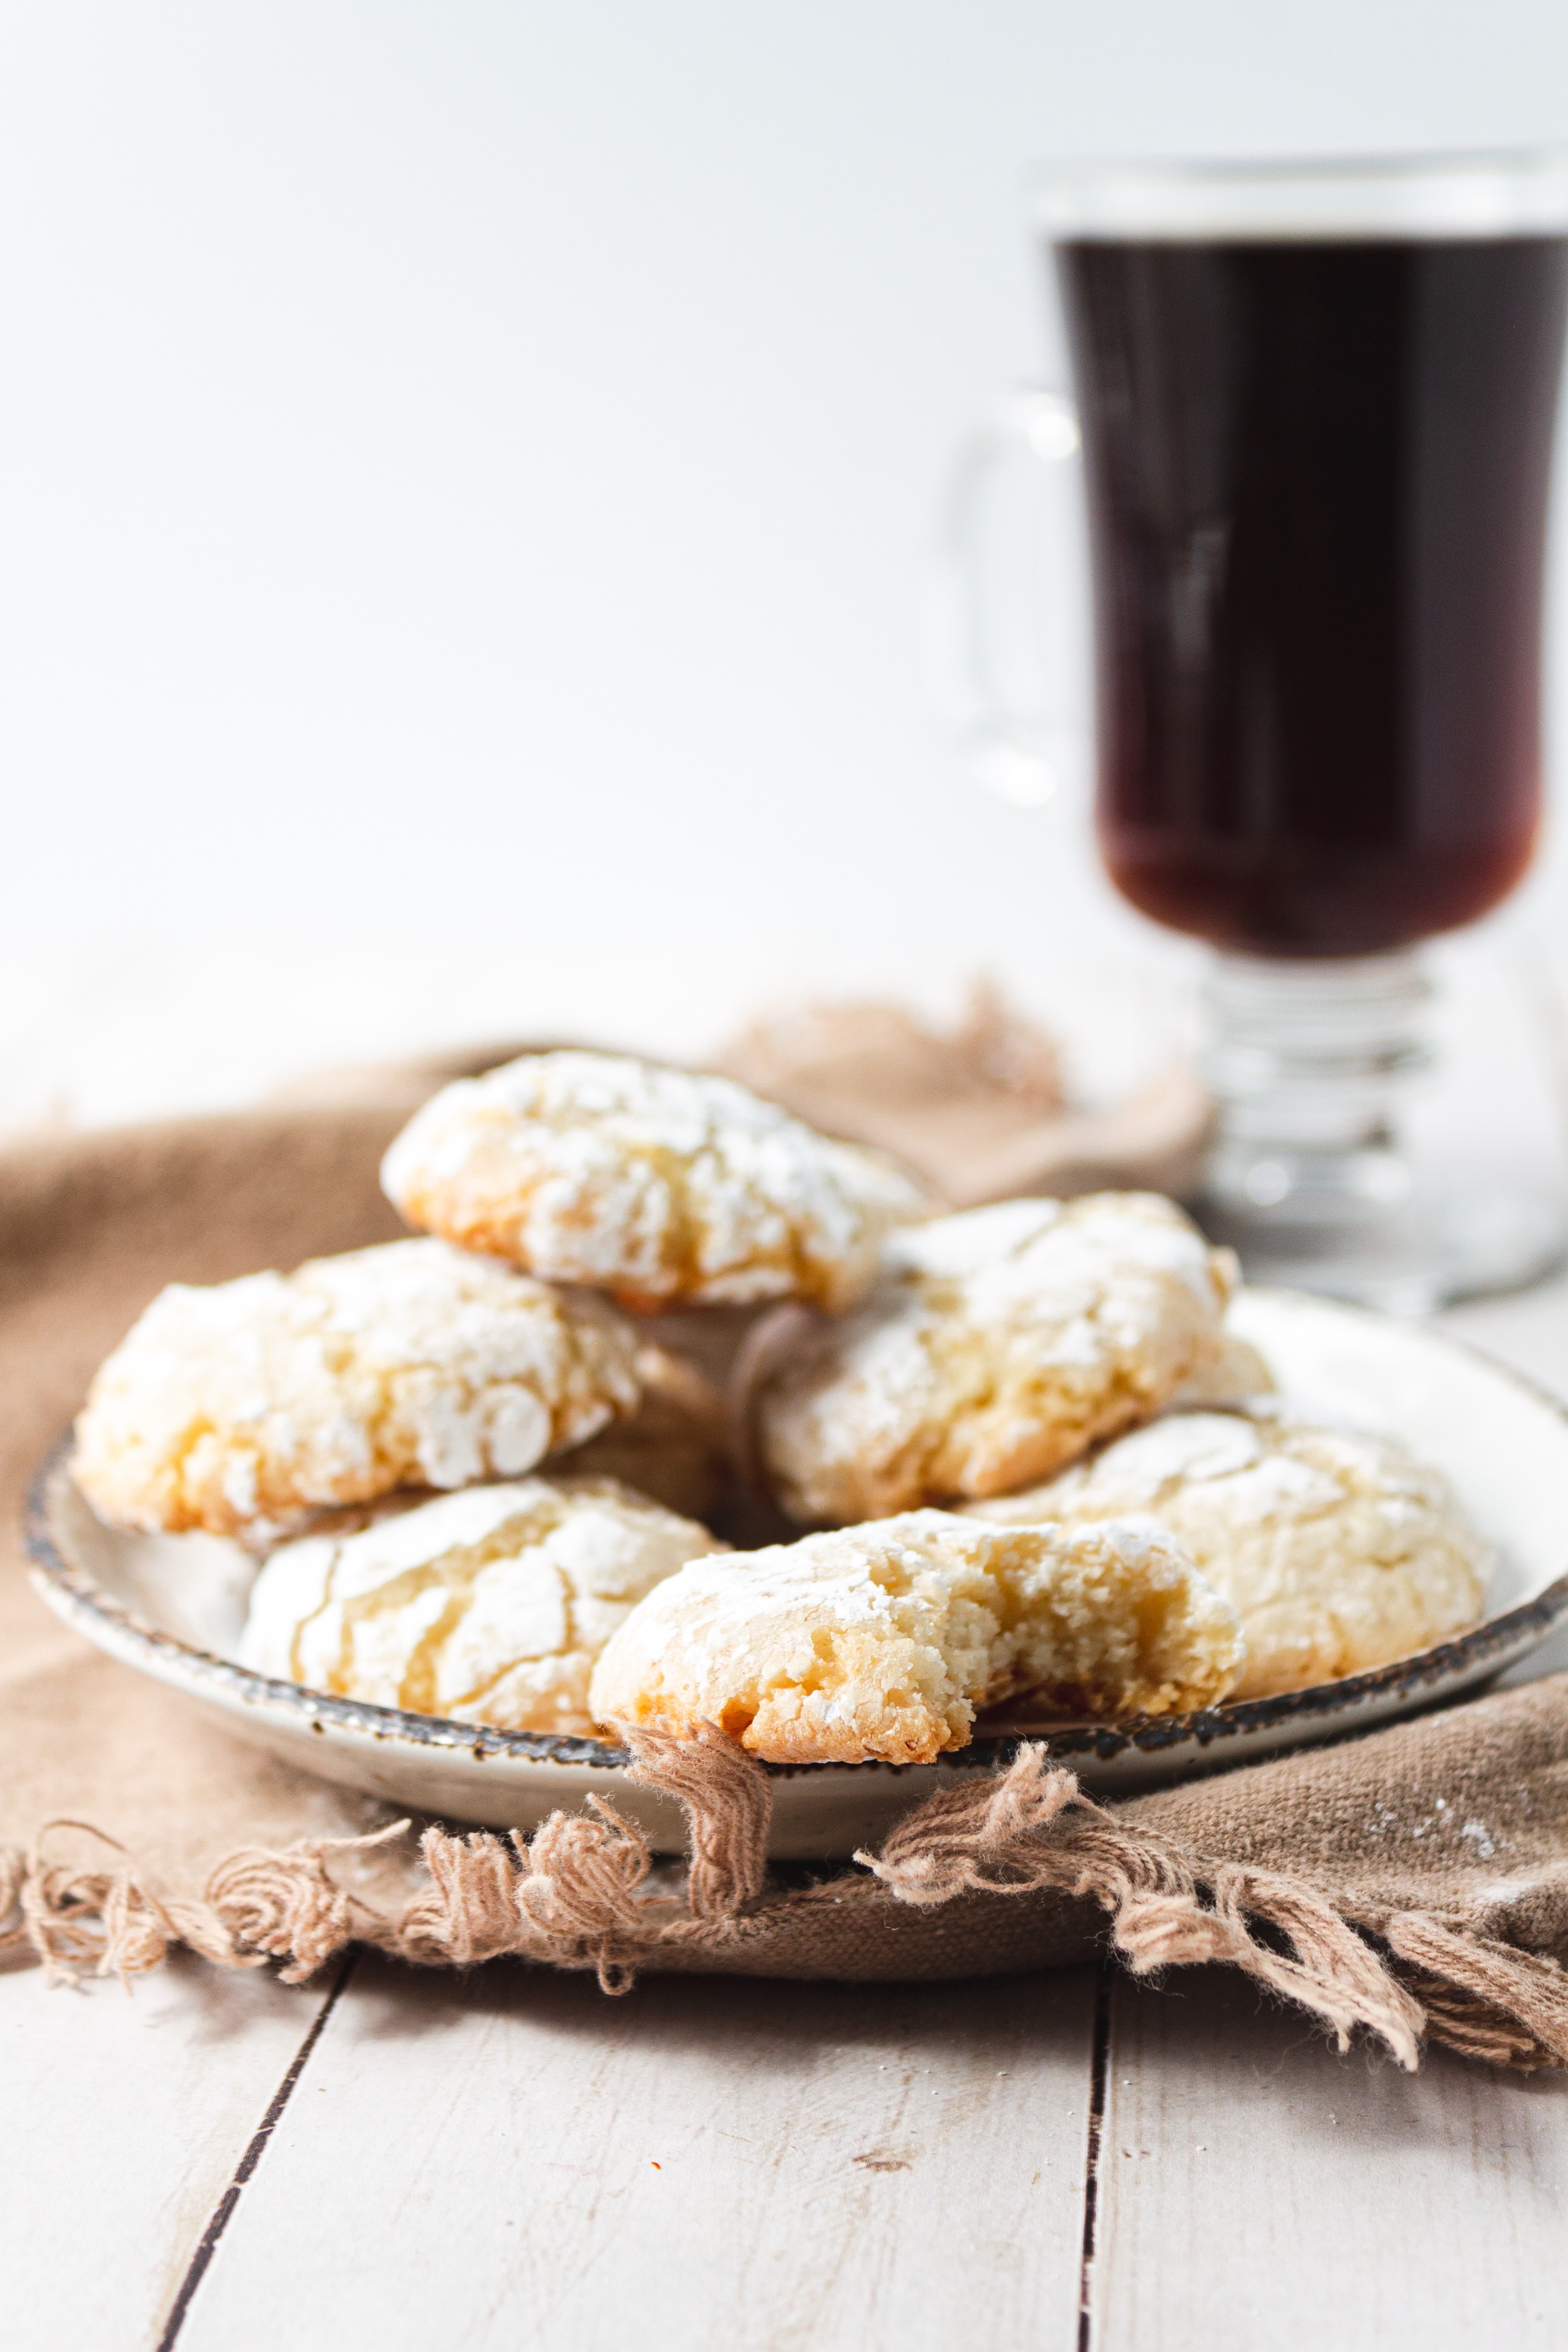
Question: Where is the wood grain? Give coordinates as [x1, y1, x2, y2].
[176, 1957, 1101, 2352]
[1091, 1965, 1568, 2352]
[0, 1954, 330, 2352]
[4, 967, 1567, 2350]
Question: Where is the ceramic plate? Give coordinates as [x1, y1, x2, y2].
[26, 1288, 1568, 1858]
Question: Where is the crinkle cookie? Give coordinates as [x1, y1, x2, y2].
[74, 1238, 640, 1542]
[1169, 1328, 1276, 1408]
[548, 1341, 731, 1521]
[241, 1476, 725, 1734]
[968, 1408, 1489, 1698]
[380, 1049, 928, 1313]
[752, 1194, 1237, 1525]
[588, 1509, 1243, 1765]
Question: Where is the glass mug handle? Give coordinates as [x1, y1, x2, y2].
[929, 384, 1092, 809]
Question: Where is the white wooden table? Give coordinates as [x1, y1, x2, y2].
[6, 963, 1568, 2352]
[2, 1272, 1563, 2352]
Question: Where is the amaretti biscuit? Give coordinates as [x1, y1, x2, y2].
[587, 1509, 1243, 1765]
[752, 1194, 1236, 1525]
[548, 1341, 731, 1521]
[968, 1408, 1488, 1697]
[1169, 1328, 1276, 1407]
[380, 1049, 928, 1313]
[74, 1238, 640, 1541]
[241, 1475, 725, 1734]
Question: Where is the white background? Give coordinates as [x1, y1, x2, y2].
[5, 0, 1568, 1129]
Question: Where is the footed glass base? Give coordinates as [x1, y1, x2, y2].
[1196, 950, 1568, 1315]
[1200, 1170, 1567, 1316]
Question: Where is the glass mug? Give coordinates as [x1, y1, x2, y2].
[937, 151, 1568, 1310]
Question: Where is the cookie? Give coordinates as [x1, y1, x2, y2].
[548, 1341, 731, 1521]
[1169, 1327, 1276, 1407]
[587, 1509, 1243, 1764]
[380, 1049, 928, 1312]
[74, 1238, 640, 1542]
[752, 1194, 1236, 1525]
[968, 1408, 1489, 1698]
[241, 1475, 725, 1734]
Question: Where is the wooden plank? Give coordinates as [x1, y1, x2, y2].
[1091, 1964, 1568, 2352]
[0, 1953, 333, 2352]
[176, 1956, 1100, 2352]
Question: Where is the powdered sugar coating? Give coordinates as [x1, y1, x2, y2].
[1168, 1327, 1276, 1407]
[968, 1407, 1489, 1698]
[74, 1239, 641, 1540]
[241, 1474, 725, 1734]
[381, 1050, 929, 1312]
[754, 1194, 1236, 1525]
[588, 1507, 1243, 1764]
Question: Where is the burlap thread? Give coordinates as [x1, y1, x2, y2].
[2, 1076, 1568, 2072]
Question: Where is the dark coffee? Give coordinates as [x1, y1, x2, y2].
[1055, 236, 1568, 956]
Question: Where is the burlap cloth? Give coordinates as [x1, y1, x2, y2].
[4, 1061, 1568, 2073]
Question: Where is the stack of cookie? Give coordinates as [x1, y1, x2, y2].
[72, 1049, 1489, 1767]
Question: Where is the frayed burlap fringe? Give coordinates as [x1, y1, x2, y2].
[4, 1730, 1567, 2072]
